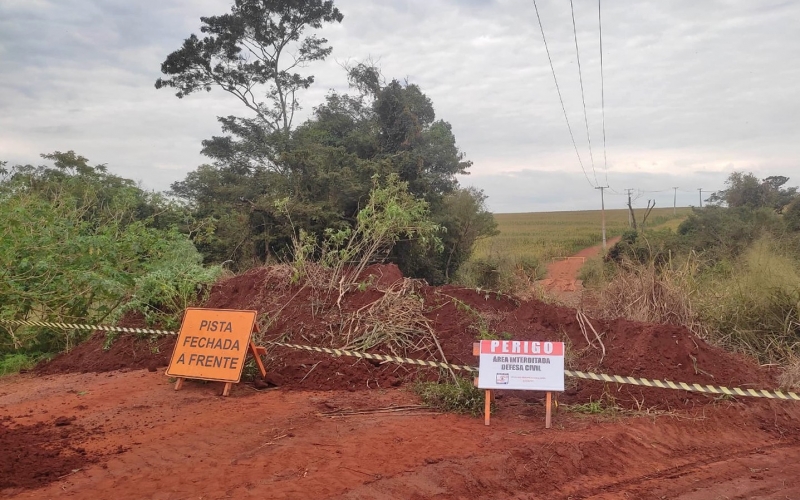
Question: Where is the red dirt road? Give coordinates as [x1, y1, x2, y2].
[3, 369, 800, 499]
[537, 236, 621, 304]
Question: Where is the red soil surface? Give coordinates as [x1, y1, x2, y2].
[3, 370, 800, 499]
[8, 263, 799, 497]
[537, 236, 622, 304]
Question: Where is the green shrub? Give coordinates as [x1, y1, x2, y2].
[415, 377, 487, 416]
[120, 247, 224, 331]
[0, 352, 50, 376]
[578, 257, 614, 288]
[698, 237, 800, 362]
[785, 198, 800, 232]
[455, 253, 543, 293]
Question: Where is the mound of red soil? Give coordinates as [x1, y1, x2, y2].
[36, 263, 775, 409]
[36, 313, 174, 376]
[0, 416, 99, 491]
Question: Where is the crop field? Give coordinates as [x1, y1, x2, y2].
[472, 207, 693, 265]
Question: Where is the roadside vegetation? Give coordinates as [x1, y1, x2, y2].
[585, 173, 800, 373]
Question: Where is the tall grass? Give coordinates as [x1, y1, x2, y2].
[699, 238, 800, 362]
[589, 236, 800, 365]
[591, 254, 705, 335]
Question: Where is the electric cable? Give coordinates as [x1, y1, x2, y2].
[570, 0, 598, 185]
[598, 0, 609, 186]
[532, 0, 595, 188]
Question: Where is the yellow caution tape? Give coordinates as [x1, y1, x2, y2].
[2, 319, 796, 400]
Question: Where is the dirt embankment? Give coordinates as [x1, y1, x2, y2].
[37, 263, 774, 410]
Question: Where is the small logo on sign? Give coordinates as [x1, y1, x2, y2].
[496, 373, 509, 384]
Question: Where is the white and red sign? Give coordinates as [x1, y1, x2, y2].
[477, 340, 565, 391]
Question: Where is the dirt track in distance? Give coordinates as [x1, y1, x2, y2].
[3, 369, 800, 499]
[536, 236, 621, 305]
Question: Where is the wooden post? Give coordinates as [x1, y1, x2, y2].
[249, 341, 267, 379]
[484, 389, 492, 426]
[222, 383, 232, 397]
[545, 392, 552, 429]
[174, 377, 184, 391]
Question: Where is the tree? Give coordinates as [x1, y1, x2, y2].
[166, 53, 493, 282]
[156, 0, 343, 171]
[709, 171, 798, 211]
[438, 188, 498, 281]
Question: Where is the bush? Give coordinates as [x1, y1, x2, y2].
[415, 377, 487, 416]
[120, 259, 225, 331]
[455, 254, 543, 293]
[0, 353, 50, 376]
[578, 257, 614, 288]
[785, 198, 800, 232]
[677, 206, 782, 262]
[698, 237, 800, 362]
[591, 256, 703, 332]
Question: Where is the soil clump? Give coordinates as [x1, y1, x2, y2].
[0, 415, 99, 491]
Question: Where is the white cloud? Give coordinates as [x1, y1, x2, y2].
[0, 0, 797, 209]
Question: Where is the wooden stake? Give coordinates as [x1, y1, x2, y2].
[545, 392, 552, 429]
[484, 389, 491, 426]
[174, 377, 184, 391]
[249, 341, 267, 378]
[223, 382, 232, 397]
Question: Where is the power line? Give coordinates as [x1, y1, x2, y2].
[569, 0, 598, 185]
[531, 0, 594, 188]
[598, 0, 609, 186]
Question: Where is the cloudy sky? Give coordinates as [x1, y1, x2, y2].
[1, 0, 798, 212]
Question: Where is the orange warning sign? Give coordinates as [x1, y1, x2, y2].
[166, 308, 257, 383]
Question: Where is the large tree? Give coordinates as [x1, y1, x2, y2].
[156, 0, 343, 171]
[160, 30, 494, 282]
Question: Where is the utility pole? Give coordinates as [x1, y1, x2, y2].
[625, 188, 635, 228]
[673, 187, 678, 215]
[698, 188, 703, 208]
[595, 186, 609, 251]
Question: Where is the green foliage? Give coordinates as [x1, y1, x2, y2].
[697, 237, 800, 362]
[708, 171, 798, 211]
[156, 0, 343, 135]
[785, 198, 800, 232]
[0, 152, 211, 354]
[578, 257, 614, 288]
[0, 353, 50, 377]
[456, 253, 542, 292]
[156, 5, 500, 282]
[564, 400, 605, 414]
[415, 377, 487, 416]
[597, 203, 800, 364]
[285, 173, 442, 292]
[610, 207, 783, 268]
[437, 188, 498, 282]
[120, 245, 224, 330]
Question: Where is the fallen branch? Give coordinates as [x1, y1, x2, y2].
[576, 310, 606, 365]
